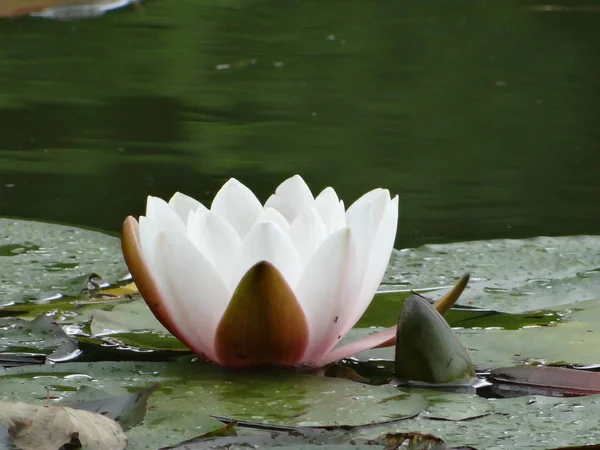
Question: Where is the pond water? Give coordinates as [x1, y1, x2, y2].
[0, 0, 599, 249]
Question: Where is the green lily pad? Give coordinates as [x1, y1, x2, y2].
[165, 431, 357, 450]
[349, 297, 600, 369]
[0, 361, 427, 449]
[67, 384, 159, 431]
[384, 236, 600, 312]
[89, 298, 170, 336]
[85, 298, 187, 352]
[0, 218, 126, 305]
[0, 314, 78, 362]
[361, 290, 561, 329]
[354, 392, 600, 449]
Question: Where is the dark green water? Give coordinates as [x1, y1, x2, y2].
[0, 0, 599, 248]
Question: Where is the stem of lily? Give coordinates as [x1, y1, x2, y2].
[433, 273, 470, 315]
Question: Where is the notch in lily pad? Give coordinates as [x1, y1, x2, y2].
[394, 274, 476, 384]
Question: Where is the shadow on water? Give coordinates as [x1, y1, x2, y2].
[0, 0, 599, 247]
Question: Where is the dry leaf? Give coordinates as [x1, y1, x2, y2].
[0, 401, 127, 450]
[97, 282, 139, 299]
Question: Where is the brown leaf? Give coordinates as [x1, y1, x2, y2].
[0, 401, 127, 450]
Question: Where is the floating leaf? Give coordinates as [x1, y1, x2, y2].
[384, 236, 600, 312]
[0, 314, 79, 364]
[348, 296, 600, 369]
[352, 393, 600, 448]
[164, 429, 473, 450]
[362, 290, 561, 329]
[0, 218, 126, 305]
[89, 298, 169, 336]
[67, 383, 159, 430]
[0, 361, 427, 449]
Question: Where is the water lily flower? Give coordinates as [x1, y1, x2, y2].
[1, 0, 138, 18]
[121, 175, 399, 368]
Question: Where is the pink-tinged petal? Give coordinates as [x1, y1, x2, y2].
[215, 261, 309, 368]
[295, 228, 360, 363]
[187, 210, 242, 288]
[289, 207, 328, 265]
[317, 326, 397, 367]
[168, 192, 208, 223]
[264, 175, 314, 223]
[256, 207, 290, 232]
[151, 227, 233, 363]
[341, 195, 399, 336]
[231, 221, 303, 290]
[121, 217, 197, 352]
[146, 196, 186, 235]
[314, 187, 346, 232]
[211, 178, 263, 238]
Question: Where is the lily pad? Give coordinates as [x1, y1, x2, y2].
[349, 297, 600, 369]
[353, 392, 600, 448]
[89, 298, 170, 336]
[383, 236, 600, 313]
[361, 290, 561, 329]
[0, 218, 127, 305]
[0, 314, 79, 364]
[68, 383, 159, 430]
[0, 361, 427, 449]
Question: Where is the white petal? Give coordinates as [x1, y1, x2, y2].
[256, 207, 290, 232]
[346, 188, 390, 227]
[295, 228, 360, 363]
[211, 178, 263, 238]
[231, 221, 303, 290]
[264, 174, 314, 223]
[187, 211, 242, 288]
[314, 187, 346, 233]
[153, 229, 232, 362]
[344, 198, 376, 286]
[168, 192, 208, 223]
[139, 215, 161, 275]
[341, 195, 399, 335]
[146, 196, 186, 235]
[289, 207, 328, 265]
